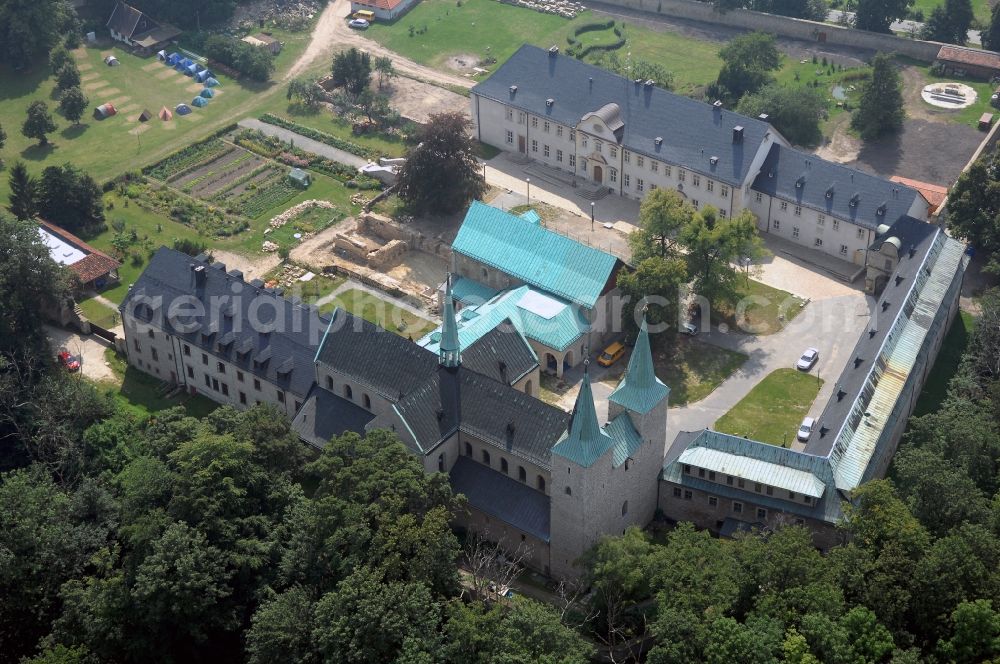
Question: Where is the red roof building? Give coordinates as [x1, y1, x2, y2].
[889, 176, 949, 211]
[350, 0, 419, 20]
[37, 219, 121, 289]
[935, 45, 1000, 80]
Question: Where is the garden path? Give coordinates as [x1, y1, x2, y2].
[238, 118, 369, 168]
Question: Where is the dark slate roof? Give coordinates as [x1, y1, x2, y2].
[450, 456, 551, 542]
[461, 320, 539, 385]
[315, 308, 439, 399]
[291, 383, 374, 448]
[106, 1, 158, 38]
[119, 248, 328, 398]
[805, 218, 939, 457]
[394, 366, 569, 468]
[750, 144, 921, 230]
[472, 45, 779, 186]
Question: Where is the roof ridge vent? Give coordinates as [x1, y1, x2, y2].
[732, 125, 744, 143]
[758, 112, 769, 121]
[796, 175, 806, 188]
[826, 186, 834, 199]
[509, 85, 517, 94]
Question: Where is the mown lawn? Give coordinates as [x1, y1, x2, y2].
[102, 348, 218, 418]
[713, 278, 807, 336]
[316, 288, 436, 337]
[715, 368, 823, 446]
[912, 310, 975, 416]
[909, 0, 992, 24]
[77, 297, 120, 329]
[910, 61, 999, 130]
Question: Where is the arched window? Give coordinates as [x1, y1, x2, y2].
[481, 267, 488, 280]
[438, 454, 444, 472]
[343, 384, 353, 400]
[518, 466, 526, 482]
[363, 394, 371, 409]
[501, 458, 509, 474]
[326, 376, 333, 390]
[481, 450, 491, 466]
[537, 476, 546, 492]
[565, 486, 572, 496]
[464, 442, 472, 457]
[621, 500, 629, 516]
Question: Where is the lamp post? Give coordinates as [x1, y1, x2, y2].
[590, 202, 595, 232]
[526, 177, 531, 205]
[483, 162, 487, 181]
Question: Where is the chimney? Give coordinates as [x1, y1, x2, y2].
[644, 79, 654, 87]
[546, 98, 554, 107]
[509, 85, 517, 95]
[654, 136, 663, 146]
[709, 156, 719, 166]
[758, 113, 769, 121]
[712, 100, 722, 110]
[548, 45, 559, 55]
[193, 265, 207, 285]
[732, 125, 744, 143]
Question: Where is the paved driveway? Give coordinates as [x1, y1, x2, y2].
[46, 325, 117, 383]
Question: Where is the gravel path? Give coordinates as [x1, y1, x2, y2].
[238, 118, 369, 168]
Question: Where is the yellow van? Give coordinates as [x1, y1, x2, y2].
[353, 9, 375, 21]
[597, 342, 626, 367]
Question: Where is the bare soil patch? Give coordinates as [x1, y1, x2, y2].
[445, 53, 480, 72]
[218, 165, 281, 199]
[173, 146, 240, 187]
[383, 75, 468, 123]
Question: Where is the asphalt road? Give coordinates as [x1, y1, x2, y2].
[826, 9, 982, 45]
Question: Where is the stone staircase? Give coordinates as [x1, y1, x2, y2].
[577, 183, 610, 201]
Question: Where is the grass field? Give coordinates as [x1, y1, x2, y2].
[715, 368, 824, 446]
[77, 297, 120, 329]
[316, 288, 436, 337]
[652, 337, 748, 405]
[713, 279, 807, 336]
[912, 310, 975, 416]
[103, 348, 217, 418]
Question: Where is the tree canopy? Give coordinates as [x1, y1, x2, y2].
[396, 111, 487, 217]
[37, 163, 104, 233]
[710, 32, 782, 104]
[983, 2, 1000, 51]
[948, 143, 1000, 273]
[22, 101, 57, 146]
[331, 47, 372, 96]
[920, 0, 974, 44]
[854, 0, 914, 32]
[0, 0, 73, 69]
[736, 84, 825, 146]
[851, 53, 904, 141]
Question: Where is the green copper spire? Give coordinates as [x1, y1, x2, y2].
[440, 275, 461, 368]
[552, 364, 614, 467]
[609, 312, 670, 414]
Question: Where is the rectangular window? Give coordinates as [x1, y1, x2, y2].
[217, 361, 225, 374]
[683, 464, 691, 474]
[595, 141, 602, 153]
[254, 378, 261, 391]
[755, 191, 763, 203]
[804, 495, 813, 505]
[204, 374, 211, 388]
[623, 174, 630, 188]
[706, 180, 714, 192]
[636, 155, 644, 167]
[277, 390, 285, 404]
[814, 238, 823, 247]
[531, 116, 538, 128]
[212, 378, 219, 391]
[683, 490, 692, 501]
[788, 491, 796, 500]
[569, 154, 576, 168]
[793, 227, 800, 238]
[840, 244, 848, 256]
[678, 169, 686, 182]
[636, 178, 644, 193]
[518, 112, 525, 124]
[738, 478, 745, 488]
[673, 487, 682, 497]
[692, 174, 700, 187]
[506, 108, 513, 121]
[817, 214, 825, 226]
[766, 485, 774, 496]
[201, 353, 208, 366]
[610, 168, 617, 183]
[726, 475, 733, 485]
[581, 137, 588, 148]
[719, 209, 727, 218]
[773, 219, 780, 230]
[833, 219, 840, 231]
[623, 151, 630, 164]
[187, 366, 194, 378]
[221, 383, 229, 397]
[543, 144, 550, 157]
[692, 199, 699, 209]
[733, 501, 743, 514]
[754, 482, 762, 493]
[239, 391, 247, 405]
[543, 121, 550, 132]
[531, 139, 538, 153]
[794, 205, 802, 216]
[664, 164, 671, 177]
[651, 161, 658, 173]
[132, 338, 141, 352]
[151, 348, 158, 361]
[183, 344, 191, 357]
[708, 471, 716, 481]
[780, 201, 788, 211]
[708, 496, 718, 507]
[698, 467, 706, 478]
[569, 129, 575, 141]
[556, 149, 563, 163]
[557, 125, 563, 137]
[757, 508, 767, 519]
[237, 371, 244, 382]
[857, 228, 865, 239]
[610, 147, 617, 158]
[505, 130, 513, 145]
[721, 186, 729, 198]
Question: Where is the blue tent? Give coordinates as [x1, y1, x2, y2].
[175, 57, 193, 71]
[194, 69, 212, 83]
[175, 103, 192, 115]
[185, 63, 198, 76]
[167, 52, 181, 65]
[193, 63, 205, 73]
[204, 77, 220, 88]
[200, 88, 215, 98]
[191, 96, 209, 107]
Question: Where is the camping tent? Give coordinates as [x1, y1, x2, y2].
[138, 109, 152, 122]
[158, 106, 172, 120]
[175, 57, 193, 71]
[194, 69, 213, 83]
[104, 55, 120, 66]
[167, 52, 181, 65]
[191, 96, 209, 107]
[93, 103, 117, 119]
[204, 77, 220, 88]
[157, 50, 167, 61]
[175, 103, 192, 115]
[200, 88, 214, 98]
[185, 63, 198, 76]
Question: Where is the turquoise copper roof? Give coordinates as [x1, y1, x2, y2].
[418, 285, 588, 354]
[604, 412, 643, 468]
[452, 201, 619, 309]
[552, 370, 615, 467]
[609, 315, 670, 414]
[450, 276, 499, 306]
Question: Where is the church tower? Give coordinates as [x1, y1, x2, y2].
[439, 275, 461, 368]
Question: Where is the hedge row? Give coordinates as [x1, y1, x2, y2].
[573, 19, 615, 36]
[258, 114, 378, 160]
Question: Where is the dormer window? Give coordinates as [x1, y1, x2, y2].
[826, 187, 834, 199]
[850, 194, 860, 208]
[795, 176, 805, 189]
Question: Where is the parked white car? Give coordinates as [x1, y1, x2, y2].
[797, 417, 815, 442]
[796, 347, 819, 371]
[348, 18, 370, 29]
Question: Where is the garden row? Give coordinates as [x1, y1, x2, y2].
[141, 125, 239, 181]
[258, 114, 380, 160]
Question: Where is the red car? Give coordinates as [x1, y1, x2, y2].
[58, 350, 81, 372]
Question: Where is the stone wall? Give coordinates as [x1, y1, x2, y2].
[599, 0, 947, 61]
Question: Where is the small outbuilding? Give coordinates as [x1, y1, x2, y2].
[936, 45, 1000, 80]
[979, 112, 994, 131]
[288, 168, 311, 188]
[158, 106, 172, 120]
[93, 103, 117, 119]
[191, 96, 209, 107]
[241, 33, 282, 55]
[174, 103, 192, 115]
[106, 1, 181, 56]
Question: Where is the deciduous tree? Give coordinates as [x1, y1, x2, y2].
[682, 207, 767, 309]
[712, 32, 782, 103]
[331, 47, 372, 96]
[58, 86, 88, 126]
[921, 0, 973, 44]
[0, 0, 71, 69]
[854, 0, 914, 32]
[983, 2, 1000, 51]
[396, 111, 487, 217]
[737, 84, 825, 146]
[56, 62, 81, 92]
[22, 101, 57, 146]
[947, 147, 1000, 273]
[374, 55, 396, 89]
